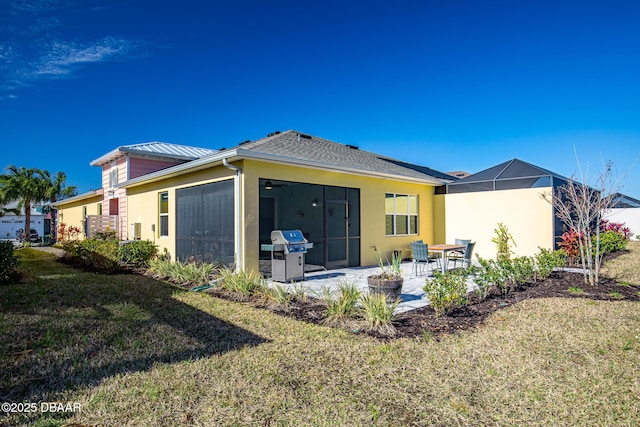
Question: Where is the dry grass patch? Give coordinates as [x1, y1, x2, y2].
[602, 241, 640, 285]
[2, 249, 640, 426]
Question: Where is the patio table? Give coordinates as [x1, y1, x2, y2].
[428, 244, 467, 274]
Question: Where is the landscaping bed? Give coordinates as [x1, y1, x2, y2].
[202, 269, 640, 340]
[56, 242, 640, 340]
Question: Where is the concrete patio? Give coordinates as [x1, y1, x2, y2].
[266, 261, 477, 314]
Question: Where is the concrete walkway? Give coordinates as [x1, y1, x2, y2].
[27, 245, 65, 258]
[267, 261, 477, 314]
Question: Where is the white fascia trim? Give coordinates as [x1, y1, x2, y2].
[53, 190, 103, 207]
[90, 148, 121, 166]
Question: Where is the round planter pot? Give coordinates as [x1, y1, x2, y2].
[367, 277, 403, 301]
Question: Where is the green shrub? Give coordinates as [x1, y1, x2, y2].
[60, 240, 83, 257]
[534, 248, 567, 280]
[0, 241, 19, 283]
[77, 238, 121, 272]
[476, 248, 566, 296]
[510, 256, 535, 289]
[322, 282, 362, 324]
[62, 236, 157, 271]
[119, 240, 158, 267]
[473, 257, 503, 299]
[598, 230, 628, 254]
[423, 269, 468, 317]
[359, 292, 398, 335]
[93, 230, 118, 241]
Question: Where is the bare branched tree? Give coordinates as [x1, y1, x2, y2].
[543, 152, 621, 286]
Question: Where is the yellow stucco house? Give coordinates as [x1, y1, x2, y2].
[56, 131, 580, 273]
[56, 130, 459, 273]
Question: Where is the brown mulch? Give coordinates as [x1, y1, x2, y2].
[205, 270, 640, 340]
[390, 272, 639, 339]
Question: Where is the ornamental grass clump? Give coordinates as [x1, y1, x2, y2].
[260, 283, 292, 306]
[322, 281, 362, 325]
[217, 268, 265, 299]
[359, 292, 398, 335]
[147, 258, 216, 286]
[423, 269, 468, 317]
[369, 250, 403, 280]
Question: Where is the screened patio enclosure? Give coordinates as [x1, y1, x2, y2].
[436, 158, 569, 194]
[175, 179, 235, 265]
[259, 178, 360, 270]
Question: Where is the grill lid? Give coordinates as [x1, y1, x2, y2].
[271, 229, 308, 245]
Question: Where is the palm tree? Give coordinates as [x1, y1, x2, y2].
[40, 171, 77, 242]
[0, 166, 76, 245]
[40, 170, 77, 210]
[0, 166, 49, 243]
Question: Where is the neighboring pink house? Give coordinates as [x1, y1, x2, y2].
[89, 142, 218, 239]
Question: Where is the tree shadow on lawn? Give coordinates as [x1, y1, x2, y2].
[1, 256, 269, 403]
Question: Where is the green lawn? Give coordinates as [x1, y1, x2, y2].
[1, 248, 639, 426]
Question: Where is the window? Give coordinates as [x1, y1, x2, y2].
[82, 206, 87, 217]
[97, 203, 102, 215]
[159, 192, 169, 237]
[109, 162, 118, 188]
[385, 193, 418, 236]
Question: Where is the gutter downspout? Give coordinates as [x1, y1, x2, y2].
[222, 158, 242, 272]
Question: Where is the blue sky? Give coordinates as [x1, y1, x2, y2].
[1, 0, 639, 197]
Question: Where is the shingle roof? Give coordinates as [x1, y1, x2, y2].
[90, 142, 218, 166]
[234, 130, 454, 183]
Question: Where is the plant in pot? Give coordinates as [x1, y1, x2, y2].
[367, 251, 404, 301]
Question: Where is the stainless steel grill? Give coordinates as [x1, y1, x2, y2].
[261, 230, 313, 282]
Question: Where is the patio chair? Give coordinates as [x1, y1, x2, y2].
[410, 241, 439, 278]
[449, 238, 472, 261]
[450, 241, 475, 269]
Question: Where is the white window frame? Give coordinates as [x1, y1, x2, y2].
[109, 161, 118, 188]
[385, 193, 418, 236]
[159, 191, 169, 237]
